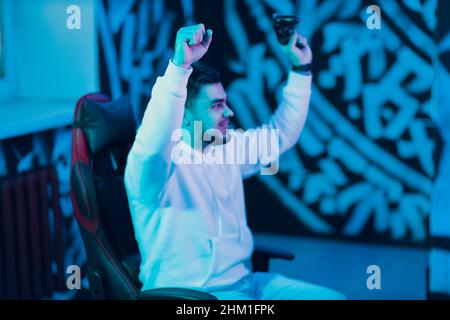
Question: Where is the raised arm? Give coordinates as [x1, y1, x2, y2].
[238, 32, 313, 178]
[124, 24, 213, 205]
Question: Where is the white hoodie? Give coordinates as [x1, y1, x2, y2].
[124, 60, 311, 292]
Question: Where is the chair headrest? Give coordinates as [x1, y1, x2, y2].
[78, 95, 137, 154]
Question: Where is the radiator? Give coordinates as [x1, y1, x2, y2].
[0, 168, 65, 299]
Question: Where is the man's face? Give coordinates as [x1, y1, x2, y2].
[190, 82, 234, 135]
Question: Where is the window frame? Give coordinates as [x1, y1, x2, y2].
[0, 0, 17, 100]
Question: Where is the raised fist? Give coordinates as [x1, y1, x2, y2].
[172, 24, 213, 69]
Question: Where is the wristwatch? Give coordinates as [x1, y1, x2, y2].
[292, 63, 312, 73]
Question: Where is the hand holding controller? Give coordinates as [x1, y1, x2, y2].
[272, 14, 313, 72]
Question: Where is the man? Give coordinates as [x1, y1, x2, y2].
[124, 24, 344, 299]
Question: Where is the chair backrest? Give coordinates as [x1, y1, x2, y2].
[70, 93, 141, 299]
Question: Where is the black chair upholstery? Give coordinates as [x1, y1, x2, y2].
[71, 93, 142, 299]
[70, 93, 294, 300]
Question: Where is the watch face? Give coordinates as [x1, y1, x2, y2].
[272, 14, 300, 45]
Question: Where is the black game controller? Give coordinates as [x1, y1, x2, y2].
[272, 13, 305, 49]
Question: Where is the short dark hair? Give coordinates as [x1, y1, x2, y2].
[186, 63, 221, 107]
